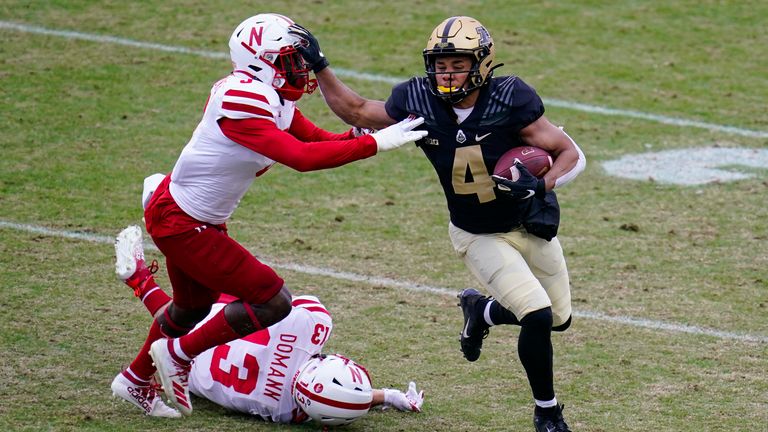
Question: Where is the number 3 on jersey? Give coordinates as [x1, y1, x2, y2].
[452, 145, 496, 203]
[210, 344, 259, 394]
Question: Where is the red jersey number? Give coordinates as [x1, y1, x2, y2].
[311, 323, 330, 346]
[209, 344, 260, 394]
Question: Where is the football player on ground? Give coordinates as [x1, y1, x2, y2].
[112, 225, 424, 424]
[114, 12, 428, 417]
[289, 16, 586, 432]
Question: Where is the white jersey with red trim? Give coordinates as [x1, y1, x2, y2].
[169, 72, 296, 225]
[189, 295, 332, 423]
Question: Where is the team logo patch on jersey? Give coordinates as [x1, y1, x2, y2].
[456, 129, 467, 144]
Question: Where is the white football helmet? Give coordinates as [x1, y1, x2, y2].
[228, 13, 317, 101]
[292, 354, 373, 426]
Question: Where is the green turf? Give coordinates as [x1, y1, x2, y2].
[1, 1, 766, 431]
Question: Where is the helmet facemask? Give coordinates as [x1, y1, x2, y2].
[266, 46, 317, 101]
[424, 52, 488, 104]
[423, 16, 497, 104]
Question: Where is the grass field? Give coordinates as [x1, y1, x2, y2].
[1, 1, 767, 431]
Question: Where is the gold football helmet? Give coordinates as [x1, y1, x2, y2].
[423, 16, 497, 103]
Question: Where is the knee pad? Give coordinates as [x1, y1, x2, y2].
[552, 315, 572, 332]
[157, 303, 211, 337]
[520, 307, 553, 330]
[223, 288, 293, 336]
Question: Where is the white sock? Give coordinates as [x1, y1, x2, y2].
[172, 338, 192, 362]
[535, 397, 558, 408]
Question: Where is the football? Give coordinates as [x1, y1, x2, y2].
[493, 146, 553, 180]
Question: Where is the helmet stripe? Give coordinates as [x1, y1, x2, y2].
[296, 382, 372, 410]
[440, 16, 459, 43]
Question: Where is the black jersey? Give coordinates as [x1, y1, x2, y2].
[385, 76, 560, 237]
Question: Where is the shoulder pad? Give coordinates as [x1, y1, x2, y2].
[219, 77, 281, 121]
[480, 76, 544, 126]
[291, 296, 331, 320]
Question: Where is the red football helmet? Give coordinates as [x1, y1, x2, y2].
[228, 13, 317, 101]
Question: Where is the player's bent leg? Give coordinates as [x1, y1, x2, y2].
[223, 285, 293, 335]
[552, 315, 572, 332]
[149, 304, 212, 416]
[526, 235, 572, 328]
[157, 303, 211, 338]
[149, 338, 194, 416]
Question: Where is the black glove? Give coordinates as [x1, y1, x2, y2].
[491, 163, 546, 200]
[289, 23, 330, 73]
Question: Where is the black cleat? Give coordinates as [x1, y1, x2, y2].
[457, 288, 490, 362]
[534, 404, 572, 432]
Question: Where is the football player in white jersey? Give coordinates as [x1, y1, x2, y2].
[113, 13, 427, 417]
[112, 225, 424, 425]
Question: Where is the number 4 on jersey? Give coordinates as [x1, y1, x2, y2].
[452, 145, 496, 203]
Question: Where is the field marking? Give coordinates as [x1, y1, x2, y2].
[2, 20, 768, 139]
[2, 219, 766, 344]
[602, 147, 768, 185]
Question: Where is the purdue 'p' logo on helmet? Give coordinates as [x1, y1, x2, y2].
[423, 16, 497, 103]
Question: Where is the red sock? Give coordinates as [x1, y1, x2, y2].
[128, 319, 165, 380]
[178, 309, 242, 358]
[140, 287, 171, 317]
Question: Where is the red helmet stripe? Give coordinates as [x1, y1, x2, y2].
[240, 41, 257, 55]
[296, 382, 371, 410]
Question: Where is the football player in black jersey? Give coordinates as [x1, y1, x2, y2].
[290, 16, 586, 432]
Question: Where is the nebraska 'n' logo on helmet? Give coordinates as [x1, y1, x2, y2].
[249, 26, 264, 47]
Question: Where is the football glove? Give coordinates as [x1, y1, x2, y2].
[491, 163, 546, 200]
[371, 117, 428, 152]
[289, 23, 329, 73]
[382, 382, 424, 413]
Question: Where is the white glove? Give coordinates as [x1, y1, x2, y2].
[383, 381, 424, 412]
[371, 117, 428, 152]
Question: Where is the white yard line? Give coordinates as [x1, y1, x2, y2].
[2, 219, 766, 344]
[2, 20, 768, 139]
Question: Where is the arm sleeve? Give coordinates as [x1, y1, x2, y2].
[554, 128, 586, 188]
[219, 117, 377, 172]
[288, 108, 355, 141]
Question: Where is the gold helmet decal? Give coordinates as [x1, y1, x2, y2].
[423, 16, 498, 103]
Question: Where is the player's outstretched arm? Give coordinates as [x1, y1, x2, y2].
[372, 381, 424, 413]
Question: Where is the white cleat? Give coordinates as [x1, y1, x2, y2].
[115, 225, 144, 281]
[149, 339, 193, 416]
[111, 373, 181, 418]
